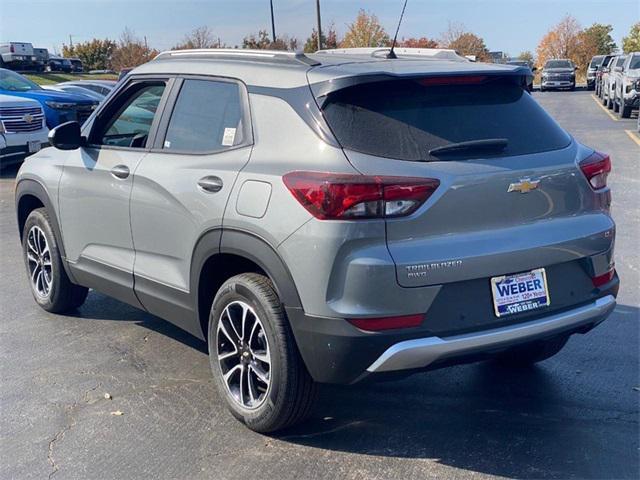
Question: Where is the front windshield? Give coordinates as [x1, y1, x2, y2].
[545, 60, 572, 69]
[616, 56, 626, 67]
[0, 69, 42, 92]
[629, 55, 640, 70]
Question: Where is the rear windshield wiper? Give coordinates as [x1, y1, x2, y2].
[428, 138, 508, 157]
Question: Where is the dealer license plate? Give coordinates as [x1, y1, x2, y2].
[490, 268, 550, 318]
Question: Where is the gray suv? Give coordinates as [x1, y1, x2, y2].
[15, 48, 619, 432]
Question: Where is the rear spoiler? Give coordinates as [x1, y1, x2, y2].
[310, 69, 533, 106]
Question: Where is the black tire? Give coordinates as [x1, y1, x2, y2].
[613, 96, 620, 112]
[619, 103, 631, 118]
[607, 95, 613, 109]
[208, 273, 317, 433]
[495, 335, 570, 367]
[22, 208, 88, 313]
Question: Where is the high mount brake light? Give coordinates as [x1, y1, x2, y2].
[283, 171, 440, 220]
[418, 75, 489, 86]
[579, 151, 611, 190]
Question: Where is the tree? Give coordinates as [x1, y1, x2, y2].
[580, 23, 616, 55]
[303, 23, 339, 53]
[242, 30, 298, 51]
[340, 9, 390, 48]
[173, 26, 222, 50]
[536, 15, 582, 68]
[111, 28, 158, 71]
[518, 51, 535, 65]
[622, 22, 640, 53]
[438, 22, 490, 61]
[399, 37, 438, 48]
[62, 39, 116, 70]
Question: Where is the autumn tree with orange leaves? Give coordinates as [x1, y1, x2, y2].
[399, 37, 439, 48]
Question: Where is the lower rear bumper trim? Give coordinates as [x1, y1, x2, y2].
[366, 295, 616, 373]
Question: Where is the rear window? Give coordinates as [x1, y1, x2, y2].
[545, 60, 572, 69]
[590, 56, 604, 67]
[322, 78, 571, 161]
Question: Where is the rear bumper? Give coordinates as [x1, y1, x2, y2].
[542, 80, 575, 89]
[288, 278, 618, 385]
[366, 295, 615, 374]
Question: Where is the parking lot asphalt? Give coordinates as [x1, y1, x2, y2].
[1, 89, 638, 480]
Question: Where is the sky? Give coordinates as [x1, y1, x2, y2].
[1, 0, 637, 56]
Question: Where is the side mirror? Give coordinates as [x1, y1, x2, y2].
[531, 66, 538, 72]
[48, 121, 83, 150]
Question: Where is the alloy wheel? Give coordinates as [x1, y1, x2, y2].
[26, 225, 52, 298]
[216, 300, 271, 409]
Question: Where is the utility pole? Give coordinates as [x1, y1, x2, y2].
[68, 34, 74, 48]
[316, 0, 322, 51]
[144, 36, 148, 50]
[269, 0, 276, 42]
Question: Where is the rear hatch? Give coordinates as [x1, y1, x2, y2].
[317, 75, 613, 288]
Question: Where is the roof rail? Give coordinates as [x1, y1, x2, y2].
[153, 49, 320, 66]
[316, 47, 469, 62]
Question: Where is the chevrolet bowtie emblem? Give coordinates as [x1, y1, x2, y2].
[23, 114, 34, 124]
[508, 179, 540, 193]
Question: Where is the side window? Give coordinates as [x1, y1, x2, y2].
[93, 83, 166, 148]
[163, 79, 246, 153]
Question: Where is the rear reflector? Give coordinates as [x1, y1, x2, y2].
[592, 269, 615, 288]
[347, 314, 424, 332]
[283, 171, 439, 220]
[579, 151, 611, 190]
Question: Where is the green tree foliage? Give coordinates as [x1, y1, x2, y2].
[622, 22, 640, 53]
[580, 23, 617, 55]
[62, 39, 116, 70]
[340, 10, 390, 48]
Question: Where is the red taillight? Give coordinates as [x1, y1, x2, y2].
[418, 75, 488, 86]
[347, 314, 424, 331]
[283, 171, 439, 220]
[579, 151, 611, 190]
[592, 269, 615, 288]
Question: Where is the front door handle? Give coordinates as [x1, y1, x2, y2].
[198, 176, 223, 193]
[111, 165, 130, 179]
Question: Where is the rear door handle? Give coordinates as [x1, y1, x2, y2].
[197, 176, 223, 193]
[110, 165, 130, 179]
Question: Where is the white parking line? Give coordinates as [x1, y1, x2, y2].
[590, 94, 619, 121]
[624, 130, 640, 147]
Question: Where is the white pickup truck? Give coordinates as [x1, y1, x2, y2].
[0, 94, 49, 168]
[614, 52, 640, 118]
[0, 42, 37, 70]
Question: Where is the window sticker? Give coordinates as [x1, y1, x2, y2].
[222, 127, 236, 146]
[164, 140, 171, 148]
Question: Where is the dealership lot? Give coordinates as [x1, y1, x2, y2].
[0, 90, 638, 479]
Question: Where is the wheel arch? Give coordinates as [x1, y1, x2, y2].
[191, 228, 303, 339]
[15, 179, 77, 283]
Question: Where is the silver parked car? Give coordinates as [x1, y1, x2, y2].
[15, 48, 618, 432]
